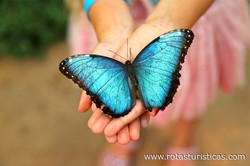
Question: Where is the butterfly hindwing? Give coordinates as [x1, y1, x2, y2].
[59, 55, 135, 118]
[133, 29, 194, 110]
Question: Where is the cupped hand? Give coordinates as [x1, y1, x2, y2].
[77, 34, 152, 144]
[77, 21, 171, 144]
[77, 0, 176, 144]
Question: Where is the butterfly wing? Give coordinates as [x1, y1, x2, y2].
[132, 29, 194, 110]
[59, 55, 135, 118]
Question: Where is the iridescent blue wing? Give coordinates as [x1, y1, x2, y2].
[59, 55, 135, 118]
[132, 29, 194, 111]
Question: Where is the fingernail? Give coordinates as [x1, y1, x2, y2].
[155, 109, 160, 116]
[77, 104, 82, 112]
[78, 98, 84, 112]
[78, 91, 91, 112]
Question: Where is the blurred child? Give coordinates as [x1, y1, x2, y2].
[65, 0, 249, 165]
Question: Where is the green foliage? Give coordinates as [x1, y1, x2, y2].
[0, 0, 68, 58]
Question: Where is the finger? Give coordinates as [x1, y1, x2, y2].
[148, 108, 160, 117]
[88, 109, 103, 128]
[129, 118, 140, 141]
[140, 112, 150, 128]
[78, 91, 92, 112]
[104, 99, 146, 137]
[105, 135, 117, 144]
[90, 113, 112, 134]
[117, 126, 130, 145]
[91, 102, 103, 112]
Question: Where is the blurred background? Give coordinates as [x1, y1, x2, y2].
[0, 1, 249, 166]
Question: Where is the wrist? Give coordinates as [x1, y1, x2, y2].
[145, 0, 214, 30]
[86, 0, 134, 42]
[145, 16, 181, 33]
[83, 0, 97, 15]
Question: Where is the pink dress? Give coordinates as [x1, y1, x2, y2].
[67, 0, 250, 125]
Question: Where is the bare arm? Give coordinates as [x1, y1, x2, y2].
[147, 0, 214, 29]
[79, 0, 214, 144]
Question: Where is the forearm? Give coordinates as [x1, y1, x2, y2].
[146, 0, 214, 30]
[82, 0, 134, 43]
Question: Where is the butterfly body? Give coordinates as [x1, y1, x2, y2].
[124, 60, 138, 87]
[59, 29, 194, 118]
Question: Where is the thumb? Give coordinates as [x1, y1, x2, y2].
[77, 41, 125, 113]
[78, 91, 92, 112]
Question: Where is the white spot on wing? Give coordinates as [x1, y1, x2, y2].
[160, 34, 165, 38]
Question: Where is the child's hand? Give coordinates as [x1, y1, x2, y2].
[77, 34, 152, 144]
[76, 0, 146, 144]
[78, 21, 169, 144]
[77, 0, 168, 144]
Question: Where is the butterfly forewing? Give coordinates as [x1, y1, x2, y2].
[132, 29, 194, 110]
[59, 55, 135, 118]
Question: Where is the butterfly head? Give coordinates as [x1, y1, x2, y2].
[125, 60, 132, 65]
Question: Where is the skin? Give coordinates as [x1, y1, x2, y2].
[79, 0, 214, 144]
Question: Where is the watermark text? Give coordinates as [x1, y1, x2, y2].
[144, 153, 246, 161]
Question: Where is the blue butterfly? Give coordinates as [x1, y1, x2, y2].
[59, 29, 194, 118]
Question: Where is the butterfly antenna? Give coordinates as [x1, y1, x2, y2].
[126, 39, 129, 60]
[126, 39, 134, 61]
[108, 50, 126, 61]
[129, 48, 134, 60]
